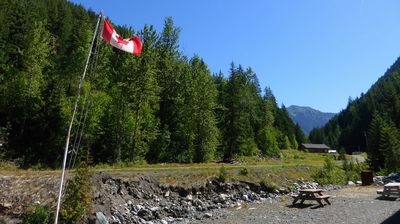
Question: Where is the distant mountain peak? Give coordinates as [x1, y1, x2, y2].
[287, 105, 336, 135]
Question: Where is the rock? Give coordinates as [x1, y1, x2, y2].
[347, 181, 355, 185]
[95, 212, 109, 224]
[164, 191, 170, 197]
[114, 212, 125, 223]
[242, 195, 249, 201]
[249, 193, 260, 201]
[150, 206, 160, 212]
[383, 173, 400, 183]
[138, 209, 153, 221]
[133, 204, 145, 213]
[356, 181, 362, 184]
[186, 194, 193, 201]
[373, 176, 384, 185]
[160, 219, 168, 224]
[0, 203, 12, 209]
[193, 198, 204, 207]
[204, 212, 213, 218]
[219, 193, 228, 201]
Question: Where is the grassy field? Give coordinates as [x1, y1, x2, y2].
[0, 150, 334, 186]
[89, 150, 332, 186]
[93, 150, 330, 172]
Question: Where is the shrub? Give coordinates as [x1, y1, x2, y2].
[312, 157, 346, 185]
[60, 164, 92, 223]
[239, 167, 249, 176]
[261, 178, 278, 192]
[342, 158, 368, 182]
[338, 147, 346, 160]
[218, 165, 228, 182]
[23, 204, 54, 224]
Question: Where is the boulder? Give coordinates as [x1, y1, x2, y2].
[95, 212, 109, 224]
[204, 213, 212, 218]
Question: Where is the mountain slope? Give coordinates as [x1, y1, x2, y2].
[287, 105, 336, 135]
[308, 56, 400, 172]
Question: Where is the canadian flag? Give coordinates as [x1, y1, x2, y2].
[101, 19, 142, 55]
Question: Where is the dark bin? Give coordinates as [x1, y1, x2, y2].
[361, 170, 373, 185]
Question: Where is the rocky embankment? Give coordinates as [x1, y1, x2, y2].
[90, 173, 339, 224]
[0, 171, 342, 224]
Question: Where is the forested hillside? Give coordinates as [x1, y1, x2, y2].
[0, 0, 305, 167]
[309, 58, 400, 173]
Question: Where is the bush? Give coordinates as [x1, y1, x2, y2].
[261, 178, 278, 192]
[23, 204, 54, 224]
[239, 167, 249, 176]
[218, 166, 228, 182]
[342, 158, 368, 182]
[312, 157, 346, 185]
[60, 164, 92, 223]
[338, 147, 346, 160]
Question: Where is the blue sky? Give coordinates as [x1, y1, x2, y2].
[70, 0, 400, 113]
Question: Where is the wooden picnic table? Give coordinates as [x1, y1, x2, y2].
[292, 189, 331, 206]
[377, 183, 400, 198]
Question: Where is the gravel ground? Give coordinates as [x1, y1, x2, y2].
[191, 186, 400, 224]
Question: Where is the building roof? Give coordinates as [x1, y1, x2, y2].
[301, 143, 330, 149]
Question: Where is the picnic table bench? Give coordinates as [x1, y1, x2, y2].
[377, 183, 400, 198]
[292, 189, 332, 206]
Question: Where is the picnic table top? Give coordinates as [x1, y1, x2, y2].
[384, 183, 400, 187]
[299, 189, 323, 193]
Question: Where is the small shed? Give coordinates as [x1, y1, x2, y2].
[300, 143, 331, 153]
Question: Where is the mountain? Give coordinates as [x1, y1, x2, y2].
[287, 105, 336, 135]
[308, 57, 400, 172]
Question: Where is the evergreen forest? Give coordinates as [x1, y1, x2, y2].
[310, 58, 400, 173]
[0, 0, 306, 168]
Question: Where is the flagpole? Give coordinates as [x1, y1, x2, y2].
[54, 12, 103, 224]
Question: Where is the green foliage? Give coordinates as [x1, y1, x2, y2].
[239, 167, 249, 176]
[261, 178, 278, 192]
[338, 147, 346, 160]
[290, 134, 299, 150]
[367, 113, 400, 172]
[0, 0, 305, 167]
[23, 204, 54, 224]
[342, 158, 367, 182]
[379, 121, 400, 173]
[280, 135, 291, 150]
[218, 165, 228, 182]
[312, 157, 346, 185]
[309, 66, 400, 173]
[60, 165, 92, 223]
[222, 64, 260, 159]
[257, 126, 280, 157]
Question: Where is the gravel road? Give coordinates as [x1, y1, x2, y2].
[191, 186, 399, 224]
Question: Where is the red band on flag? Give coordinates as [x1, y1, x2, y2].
[132, 36, 142, 55]
[101, 19, 142, 55]
[101, 19, 113, 44]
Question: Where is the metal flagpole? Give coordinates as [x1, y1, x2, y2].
[54, 12, 103, 224]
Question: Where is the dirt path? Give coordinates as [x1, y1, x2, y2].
[192, 186, 399, 224]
